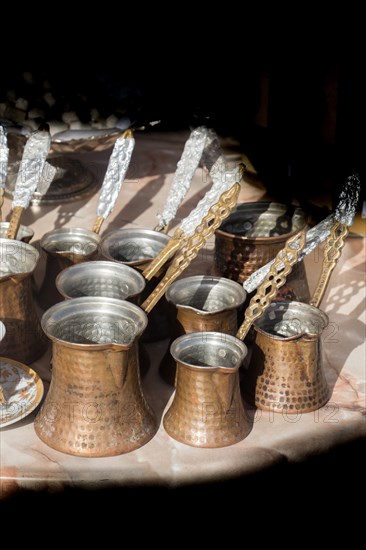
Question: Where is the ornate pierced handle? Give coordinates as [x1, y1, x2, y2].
[144, 163, 244, 281]
[141, 182, 240, 313]
[236, 229, 307, 341]
[310, 221, 349, 309]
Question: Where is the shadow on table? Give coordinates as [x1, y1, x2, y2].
[1, 437, 365, 526]
[319, 259, 366, 395]
[102, 174, 166, 232]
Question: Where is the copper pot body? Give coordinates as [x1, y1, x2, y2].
[164, 332, 250, 448]
[160, 275, 246, 385]
[100, 228, 171, 341]
[38, 227, 100, 310]
[214, 202, 310, 302]
[34, 297, 156, 457]
[0, 239, 48, 363]
[244, 300, 330, 413]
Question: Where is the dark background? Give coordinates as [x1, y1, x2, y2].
[2, 18, 363, 205]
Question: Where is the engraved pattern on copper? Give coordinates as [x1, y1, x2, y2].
[34, 297, 156, 457]
[244, 301, 330, 414]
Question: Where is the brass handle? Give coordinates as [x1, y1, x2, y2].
[310, 221, 349, 309]
[236, 229, 307, 341]
[142, 228, 183, 280]
[0, 188, 4, 222]
[141, 182, 241, 313]
[6, 206, 23, 239]
[92, 215, 105, 235]
[0, 385, 7, 405]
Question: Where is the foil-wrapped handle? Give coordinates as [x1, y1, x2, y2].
[12, 130, 52, 209]
[94, 129, 135, 228]
[155, 126, 209, 232]
[0, 126, 9, 221]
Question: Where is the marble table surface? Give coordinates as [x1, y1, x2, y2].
[0, 131, 365, 496]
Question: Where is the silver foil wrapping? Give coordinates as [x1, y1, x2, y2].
[96, 134, 135, 220]
[0, 126, 9, 191]
[36, 161, 57, 196]
[12, 131, 52, 208]
[179, 162, 241, 237]
[156, 126, 209, 230]
[334, 174, 361, 225]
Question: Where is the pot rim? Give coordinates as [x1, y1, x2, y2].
[0, 238, 39, 281]
[41, 296, 148, 350]
[0, 222, 34, 240]
[99, 227, 171, 267]
[166, 275, 246, 315]
[55, 260, 146, 301]
[40, 227, 101, 255]
[215, 201, 306, 244]
[170, 331, 248, 372]
[254, 300, 329, 341]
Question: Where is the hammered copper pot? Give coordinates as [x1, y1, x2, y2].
[34, 297, 156, 457]
[160, 275, 246, 385]
[38, 227, 101, 310]
[0, 238, 48, 363]
[164, 332, 250, 448]
[243, 300, 330, 413]
[100, 228, 171, 341]
[214, 201, 310, 302]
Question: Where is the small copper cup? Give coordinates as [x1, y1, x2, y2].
[160, 275, 246, 384]
[38, 227, 101, 309]
[164, 332, 250, 448]
[243, 300, 330, 413]
[100, 228, 171, 341]
[214, 201, 310, 302]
